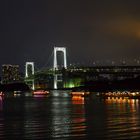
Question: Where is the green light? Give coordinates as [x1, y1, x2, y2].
[64, 78, 83, 88]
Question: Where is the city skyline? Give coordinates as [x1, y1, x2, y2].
[1, 1, 140, 139]
[1, 0, 140, 69]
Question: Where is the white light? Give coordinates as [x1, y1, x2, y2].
[25, 62, 34, 78]
[53, 47, 67, 70]
[25, 62, 35, 90]
[54, 75, 57, 89]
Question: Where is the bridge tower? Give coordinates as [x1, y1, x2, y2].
[53, 47, 67, 70]
[25, 62, 34, 78]
[53, 47, 67, 89]
[25, 62, 35, 90]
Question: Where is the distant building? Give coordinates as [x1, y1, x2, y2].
[2, 64, 20, 84]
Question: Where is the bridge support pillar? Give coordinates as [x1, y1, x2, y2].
[25, 62, 35, 90]
[53, 47, 67, 70]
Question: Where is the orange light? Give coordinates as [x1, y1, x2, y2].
[72, 96, 85, 104]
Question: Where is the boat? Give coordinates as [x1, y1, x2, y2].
[33, 90, 49, 95]
[71, 91, 90, 97]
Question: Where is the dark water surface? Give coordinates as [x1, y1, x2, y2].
[0, 92, 140, 139]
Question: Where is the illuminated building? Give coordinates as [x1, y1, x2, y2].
[2, 64, 20, 84]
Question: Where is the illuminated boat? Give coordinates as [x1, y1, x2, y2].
[71, 91, 90, 97]
[33, 90, 49, 95]
[100, 91, 140, 99]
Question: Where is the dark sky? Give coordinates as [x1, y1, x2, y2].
[1, 0, 140, 70]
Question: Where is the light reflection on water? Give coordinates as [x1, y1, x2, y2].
[0, 91, 140, 139]
[104, 97, 140, 139]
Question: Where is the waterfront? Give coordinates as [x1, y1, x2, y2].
[0, 91, 140, 139]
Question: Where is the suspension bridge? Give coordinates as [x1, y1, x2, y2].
[24, 46, 140, 91]
[25, 47, 68, 90]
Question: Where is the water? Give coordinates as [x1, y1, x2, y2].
[0, 92, 140, 139]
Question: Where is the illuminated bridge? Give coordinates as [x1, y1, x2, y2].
[24, 47, 140, 90]
[25, 47, 67, 90]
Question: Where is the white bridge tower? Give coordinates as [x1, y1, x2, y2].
[25, 62, 34, 78]
[53, 47, 67, 89]
[25, 62, 35, 90]
[53, 47, 67, 70]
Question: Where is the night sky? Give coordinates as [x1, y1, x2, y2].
[1, 0, 140, 70]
